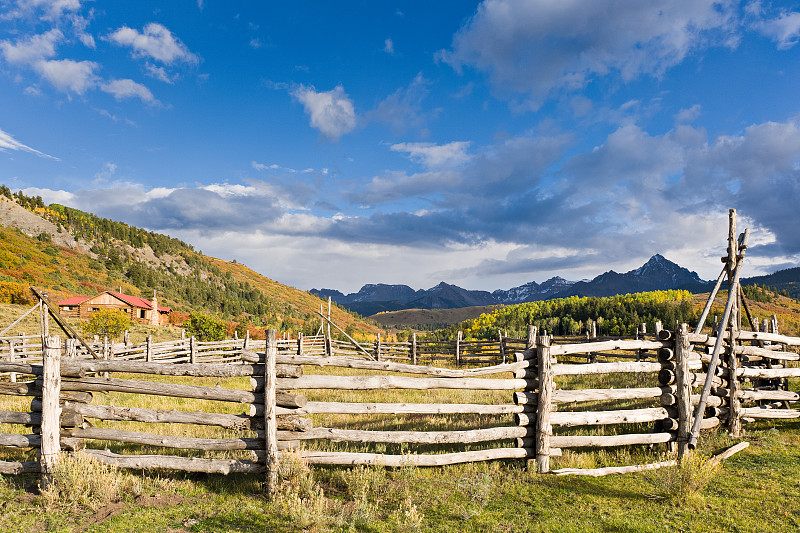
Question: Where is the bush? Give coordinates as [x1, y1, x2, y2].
[83, 309, 131, 339]
[40, 452, 140, 511]
[184, 311, 226, 341]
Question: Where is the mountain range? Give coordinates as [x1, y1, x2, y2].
[312, 254, 708, 316]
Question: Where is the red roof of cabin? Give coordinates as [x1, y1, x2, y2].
[57, 291, 171, 313]
[56, 296, 91, 306]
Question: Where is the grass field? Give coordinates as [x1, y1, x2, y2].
[1, 362, 799, 532]
[2, 301, 800, 532]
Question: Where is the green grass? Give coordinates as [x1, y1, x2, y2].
[1, 343, 800, 531]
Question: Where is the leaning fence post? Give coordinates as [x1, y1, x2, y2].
[535, 334, 552, 473]
[264, 329, 278, 496]
[674, 324, 693, 459]
[40, 335, 61, 489]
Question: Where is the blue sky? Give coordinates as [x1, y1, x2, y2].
[2, 1, 800, 293]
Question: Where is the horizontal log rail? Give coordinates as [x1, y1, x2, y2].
[550, 432, 674, 448]
[549, 339, 669, 357]
[82, 449, 266, 474]
[281, 426, 528, 444]
[299, 448, 530, 466]
[303, 401, 526, 415]
[279, 374, 528, 390]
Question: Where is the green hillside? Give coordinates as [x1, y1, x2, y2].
[0, 187, 381, 339]
[429, 290, 697, 340]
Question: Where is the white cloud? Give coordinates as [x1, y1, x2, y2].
[291, 84, 357, 141]
[34, 58, 98, 93]
[368, 74, 432, 134]
[675, 104, 702, 123]
[390, 141, 472, 169]
[383, 38, 394, 54]
[755, 10, 800, 49]
[101, 78, 157, 104]
[93, 162, 117, 183]
[0, 29, 62, 65]
[440, 0, 739, 109]
[107, 23, 199, 65]
[0, 126, 59, 160]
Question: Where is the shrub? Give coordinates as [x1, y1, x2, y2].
[644, 452, 720, 504]
[40, 452, 140, 511]
[184, 311, 226, 341]
[83, 309, 131, 339]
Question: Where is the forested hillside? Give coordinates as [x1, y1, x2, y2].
[427, 290, 697, 340]
[0, 187, 379, 338]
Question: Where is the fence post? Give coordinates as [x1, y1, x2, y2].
[40, 335, 61, 489]
[297, 332, 303, 356]
[535, 334, 552, 473]
[8, 339, 16, 383]
[674, 324, 693, 459]
[146, 335, 153, 362]
[456, 331, 462, 367]
[727, 346, 742, 437]
[103, 336, 110, 379]
[190, 336, 197, 364]
[526, 325, 536, 351]
[375, 333, 382, 362]
[243, 330, 250, 351]
[499, 330, 506, 364]
[264, 329, 278, 497]
[411, 332, 417, 365]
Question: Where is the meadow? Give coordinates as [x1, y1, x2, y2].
[1, 303, 800, 532]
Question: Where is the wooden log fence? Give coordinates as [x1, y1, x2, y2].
[1, 321, 798, 484]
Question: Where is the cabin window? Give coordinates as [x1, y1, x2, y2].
[91, 307, 100, 312]
[140, 309, 146, 319]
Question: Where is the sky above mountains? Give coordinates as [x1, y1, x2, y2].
[1, 1, 800, 293]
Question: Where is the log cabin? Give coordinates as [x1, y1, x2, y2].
[56, 290, 170, 326]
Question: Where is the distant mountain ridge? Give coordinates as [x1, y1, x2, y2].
[313, 254, 710, 316]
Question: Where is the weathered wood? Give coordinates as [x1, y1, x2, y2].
[302, 401, 524, 415]
[734, 330, 800, 346]
[0, 460, 41, 474]
[276, 416, 313, 432]
[516, 407, 669, 428]
[552, 361, 663, 376]
[0, 433, 84, 449]
[739, 407, 800, 419]
[708, 441, 750, 466]
[552, 460, 677, 477]
[689, 221, 748, 448]
[549, 339, 668, 357]
[40, 335, 61, 486]
[281, 374, 526, 390]
[264, 329, 278, 497]
[67, 427, 263, 451]
[674, 324, 693, 458]
[550, 432, 674, 448]
[252, 353, 528, 377]
[733, 345, 799, 360]
[81, 449, 266, 474]
[549, 387, 670, 404]
[300, 448, 530, 466]
[535, 335, 553, 472]
[58, 375, 303, 408]
[0, 362, 83, 377]
[738, 367, 800, 379]
[281, 426, 528, 444]
[739, 389, 799, 401]
[68, 403, 260, 430]
[62, 359, 302, 379]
